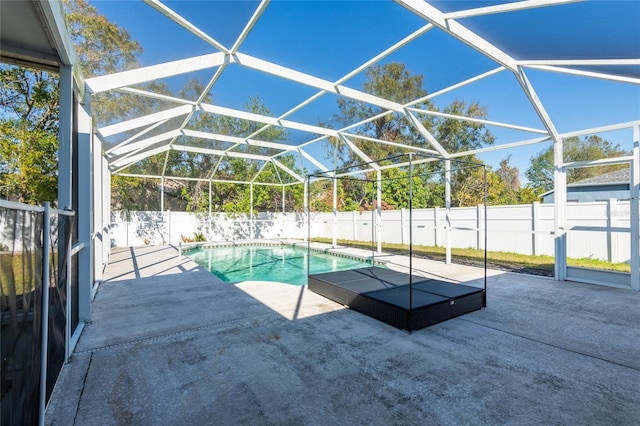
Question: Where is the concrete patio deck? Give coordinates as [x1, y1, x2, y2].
[46, 243, 640, 425]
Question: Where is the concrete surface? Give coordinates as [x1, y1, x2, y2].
[46, 243, 640, 425]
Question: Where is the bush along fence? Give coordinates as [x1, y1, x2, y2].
[109, 199, 633, 264]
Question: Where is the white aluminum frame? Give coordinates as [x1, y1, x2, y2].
[63, 0, 640, 290]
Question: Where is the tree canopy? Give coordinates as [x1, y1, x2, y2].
[0, 0, 143, 204]
[322, 62, 498, 209]
[2, 3, 626, 212]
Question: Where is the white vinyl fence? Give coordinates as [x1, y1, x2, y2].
[110, 199, 633, 263]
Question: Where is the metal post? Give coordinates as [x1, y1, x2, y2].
[434, 206, 441, 247]
[606, 198, 615, 262]
[250, 183, 254, 240]
[401, 208, 406, 245]
[333, 177, 338, 247]
[209, 180, 212, 237]
[376, 169, 382, 254]
[58, 65, 73, 212]
[444, 159, 452, 264]
[64, 208, 73, 362]
[409, 154, 413, 316]
[77, 96, 92, 323]
[630, 126, 639, 291]
[371, 179, 375, 263]
[554, 138, 567, 281]
[483, 166, 488, 307]
[39, 202, 51, 426]
[282, 185, 286, 237]
[477, 203, 484, 250]
[58, 65, 73, 362]
[332, 147, 338, 247]
[307, 175, 311, 281]
[92, 136, 104, 284]
[167, 210, 171, 245]
[353, 210, 357, 240]
[304, 179, 309, 242]
[532, 201, 540, 255]
[160, 176, 164, 214]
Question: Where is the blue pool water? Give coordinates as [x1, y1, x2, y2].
[186, 245, 374, 285]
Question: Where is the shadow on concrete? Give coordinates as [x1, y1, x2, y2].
[45, 245, 640, 425]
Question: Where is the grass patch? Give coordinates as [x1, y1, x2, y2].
[311, 238, 631, 274]
[1, 252, 44, 298]
[566, 257, 631, 273]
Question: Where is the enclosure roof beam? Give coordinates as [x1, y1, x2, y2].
[298, 147, 331, 173]
[404, 109, 449, 157]
[115, 173, 288, 187]
[199, 103, 337, 137]
[172, 144, 273, 161]
[378, 156, 440, 172]
[407, 108, 549, 134]
[231, 0, 270, 54]
[519, 59, 640, 67]
[98, 105, 193, 138]
[110, 145, 170, 172]
[332, 169, 376, 179]
[396, 0, 519, 71]
[109, 137, 174, 166]
[143, 0, 231, 53]
[443, 0, 581, 20]
[397, 0, 562, 140]
[413, 67, 506, 105]
[339, 134, 380, 172]
[251, 161, 270, 183]
[448, 136, 551, 158]
[243, 23, 433, 142]
[117, 87, 197, 105]
[341, 132, 440, 156]
[105, 119, 171, 155]
[85, 52, 226, 93]
[272, 159, 304, 182]
[206, 156, 224, 180]
[232, 53, 405, 113]
[108, 130, 182, 157]
[182, 129, 296, 152]
[559, 120, 640, 139]
[523, 65, 640, 85]
[514, 67, 560, 140]
[272, 161, 284, 184]
[563, 156, 634, 170]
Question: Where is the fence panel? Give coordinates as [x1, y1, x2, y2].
[110, 201, 632, 263]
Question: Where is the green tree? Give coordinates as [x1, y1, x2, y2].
[333, 62, 435, 165]
[451, 164, 506, 207]
[0, 124, 58, 203]
[0, 67, 59, 203]
[376, 168, 443, 209]
[329, 62, 495, 210]
[0, 0, 145, 204]
[162, 95, 306, 213]
[525, 136, 629, 194]
[496, 155, 521, 205]
[434, 99, 495, 153]
[515, 185, 540, 204]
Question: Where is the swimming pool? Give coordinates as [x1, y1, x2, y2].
[186, 244, 374, 285]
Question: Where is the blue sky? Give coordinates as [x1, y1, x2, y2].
[89, 1, 640, 181]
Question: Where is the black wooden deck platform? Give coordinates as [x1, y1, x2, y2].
[308, 267, 484, 332]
